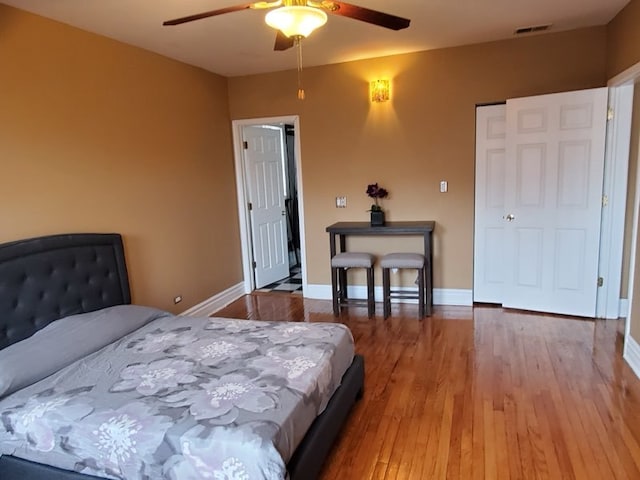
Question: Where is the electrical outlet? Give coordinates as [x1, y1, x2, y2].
[440, 180, 448, 193]
[173, 295, 182, 304]
[336, 196, 347, 208]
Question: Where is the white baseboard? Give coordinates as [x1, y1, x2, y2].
[624, 334, 640, 380]
[184, 283, 622, 314]
[437, 288, 473, 306]
[304, 284, 472, 306]
[619, 298, 629, 319]
[180, 282, 472, 317]
[181, 282, 245, 317]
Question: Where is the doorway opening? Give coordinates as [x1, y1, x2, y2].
[232, 116, 307, 296]
[255, 124, 302, 294]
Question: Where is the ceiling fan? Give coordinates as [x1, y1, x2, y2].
[162, 0, 411, 51]
[163, 1, 410, 99]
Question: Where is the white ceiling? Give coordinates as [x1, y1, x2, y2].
[2, 0, 630, 77]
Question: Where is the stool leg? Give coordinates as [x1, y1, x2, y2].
[367, 267, 375, 318]
[383, 268, 391, 319]
[426, 257, 433, 316]
[339, 268, 348, 300]
[418, 267, 425, 318]
[331, 266, 339, 316]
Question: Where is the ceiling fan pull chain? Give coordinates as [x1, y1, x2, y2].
[296, 37, 305, 100]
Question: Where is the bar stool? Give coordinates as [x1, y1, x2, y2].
[381, 253, 426, 319]
[331, 252, 375, 318]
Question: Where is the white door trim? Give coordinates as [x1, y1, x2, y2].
[606, 61, 640, 355]
[597, 84, 634, 318]
[608, 62, 640, 87]
[232, 116, 307, 294]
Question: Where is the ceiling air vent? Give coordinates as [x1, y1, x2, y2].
[514, 24, 552, 35]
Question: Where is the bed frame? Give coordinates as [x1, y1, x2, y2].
[0, 233, 364, 480]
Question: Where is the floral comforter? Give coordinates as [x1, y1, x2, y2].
[0, 311, 355, 479]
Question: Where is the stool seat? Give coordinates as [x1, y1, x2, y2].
[330, 252, 376, 318]
[331, 252, 375, 268]
[380, 253, 425, 269]
[381, 252, 427, 319]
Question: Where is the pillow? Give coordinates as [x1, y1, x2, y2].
[0, 305, 170, 399]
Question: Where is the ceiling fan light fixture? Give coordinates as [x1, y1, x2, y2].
[265, 6, 328, 38]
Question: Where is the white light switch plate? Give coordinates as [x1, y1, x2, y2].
[440, 181, 448, 193]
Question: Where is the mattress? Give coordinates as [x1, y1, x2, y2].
[0, 305, 355, 480]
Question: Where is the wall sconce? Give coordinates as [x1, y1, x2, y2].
[370, 79, 390, 103]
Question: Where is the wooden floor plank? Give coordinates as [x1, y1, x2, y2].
[214, 294, 640, 479]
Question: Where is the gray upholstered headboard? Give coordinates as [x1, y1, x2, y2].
[0, 233, 131, 350]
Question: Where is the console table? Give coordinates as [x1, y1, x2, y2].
[326, 221, 435, 315]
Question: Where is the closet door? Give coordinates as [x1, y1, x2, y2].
[474, 87, 608, 317]
[474, 104, 507, 303]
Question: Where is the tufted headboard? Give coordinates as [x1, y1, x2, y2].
[0, 233, 131, 350]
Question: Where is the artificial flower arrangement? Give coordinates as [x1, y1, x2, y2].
[366, 183, 389, 212]
[366, 183, 389, 226]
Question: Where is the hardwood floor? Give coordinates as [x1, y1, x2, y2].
[214, 293, 640, 479]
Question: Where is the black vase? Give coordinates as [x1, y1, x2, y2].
[370, 210, 385, 226]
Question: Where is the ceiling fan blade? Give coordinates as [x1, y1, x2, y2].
[163, 4, 254, 26]
[274, 31, 295, 51]
[323, 1, 410, 30]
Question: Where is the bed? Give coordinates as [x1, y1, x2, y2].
[0, 233, 364, 480]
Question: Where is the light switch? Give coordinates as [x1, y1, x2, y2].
[440, 181, 448, 193]
[336, 196, 347, 208]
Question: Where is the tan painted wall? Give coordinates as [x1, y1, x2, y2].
[621, 86, 640, 300]
[229, 28, 607, 289]
[628, 86, 640, 338]
[607, 0, 640, 78]
[0, 5, 242, 313]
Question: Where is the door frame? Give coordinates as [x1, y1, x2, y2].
[598, 79, 634, 319]
[607, 62, 640, 341]
[232, 115, 307, 294]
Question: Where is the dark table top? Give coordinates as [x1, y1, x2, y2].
[326, 221, 435, 235]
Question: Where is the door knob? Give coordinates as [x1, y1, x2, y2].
[505, 213, 516, 222]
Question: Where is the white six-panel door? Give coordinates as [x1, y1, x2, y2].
[503, 88, 608, 317]
[474, 104, 507, 303]
[243, 125, 289, 288]
[474, 88, 608, 317]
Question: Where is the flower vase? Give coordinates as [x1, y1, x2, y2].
[370, 210, 385, 227]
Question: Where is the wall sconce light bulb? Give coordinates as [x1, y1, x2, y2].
[370, 79, 390, 103]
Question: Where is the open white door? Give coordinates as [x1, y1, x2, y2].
[243, 125, 289, 288]
[503, 87, 608, 317]
[474, 88, 609, 317]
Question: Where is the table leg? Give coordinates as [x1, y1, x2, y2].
[329, 232, 337, 258]
[424, 232, 433, 316]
